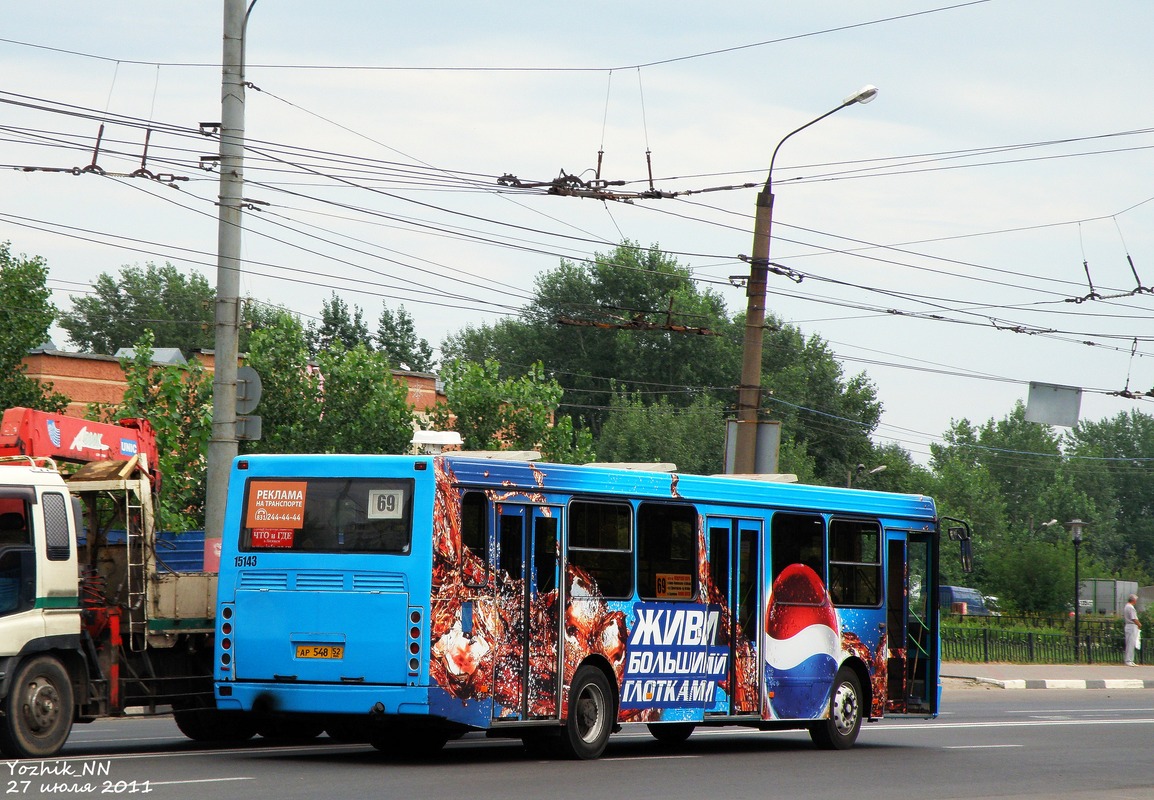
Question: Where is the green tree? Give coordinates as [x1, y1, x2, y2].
[595, 391, 725, 475]
[246, 309, 414, 454]
[310, 343, 415, 454]
[242, 309, 319, 454]
[442, 241, 881, 485]
[308, 293, 372, 356]
[377, 304, 435, 372]
[926, 419, 1009, 588]
[442, 242, 738, 433]
[89, 331, 212, 531]
[1066, 411, 1154, 566]
[0, 242, 68, 412]
[430, 359, 594, 464]
[59, 262, 214, 354]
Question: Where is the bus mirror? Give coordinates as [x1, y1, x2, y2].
[959, 538, 974, 574]
[941, 517, 974, 573]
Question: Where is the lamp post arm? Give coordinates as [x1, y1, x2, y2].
[763, 99, 856, 195]
[731, 85, 876, 475]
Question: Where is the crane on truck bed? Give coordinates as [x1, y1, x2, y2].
[0, 407, 250, 757]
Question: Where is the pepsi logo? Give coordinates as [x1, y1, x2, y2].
[763, 563, 841, 720]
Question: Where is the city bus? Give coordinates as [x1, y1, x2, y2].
[213, 453, 970, 759]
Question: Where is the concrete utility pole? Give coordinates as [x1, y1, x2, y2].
[731, 86, 877, 475]
[204, 0, 254, 569]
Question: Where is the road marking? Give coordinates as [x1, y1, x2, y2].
[1004, 708, 1154, 714]
[943, 744, 1024, 749]
[147, 777, 255, 787]
[876, 718, 1154, 730]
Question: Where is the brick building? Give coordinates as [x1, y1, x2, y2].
[20, 348, 445, 419]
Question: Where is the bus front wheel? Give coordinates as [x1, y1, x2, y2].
[0, 655, 74, 758]
[809, 667, 863, 750]
[560, 666, 614, 760]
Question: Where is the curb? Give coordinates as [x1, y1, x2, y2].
[956, 676, 1154, 690]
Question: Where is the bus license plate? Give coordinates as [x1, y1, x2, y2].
[295, 644, 345, 660]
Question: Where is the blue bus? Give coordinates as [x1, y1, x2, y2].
[213, 454, 969, 759]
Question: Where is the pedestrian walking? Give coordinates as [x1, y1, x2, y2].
[1123, 594, 1142, 666]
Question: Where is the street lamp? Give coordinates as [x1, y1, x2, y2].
[1066, 519, 1086, 662]
[847, 463, 887, 488]
[732, 85, 879, 474]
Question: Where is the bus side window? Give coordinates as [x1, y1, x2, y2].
[461, 492, 489, 587]
[568, 501, 632, 599]
[637, 503, 697, 601]
[770, 512, 825, 587]
[828, 518, 882, 607]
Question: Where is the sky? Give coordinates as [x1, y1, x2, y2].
[3, 1, 1154, 465]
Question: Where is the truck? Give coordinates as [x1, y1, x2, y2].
[0, 407, 253, 757]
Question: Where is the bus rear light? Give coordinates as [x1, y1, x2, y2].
[408, 657, 420, 672]
[221, 637, 232, 650]
[221, 652, 232, 666]
[409, 642, 420, 655]
[409, 626, 420, 640]
[409, 610, 421, 624]
[222, 605, 233, 620]
[221, 622, 232, 636]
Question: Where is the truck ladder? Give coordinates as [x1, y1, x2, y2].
[123, 476, 155, 652]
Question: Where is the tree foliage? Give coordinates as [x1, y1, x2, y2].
[88, 331, 212, 532]
[0, 242, 68, 412]
[596, 391, 725, 475]
[245, 308, 414, 455]
[377, 304, 435, 372]
[441, 241, 880, 485]
[59, 262, 215, 354]
[923, 403, 1154, 614]
[430, 359, 594, 464]
[308, 293, 372, 356]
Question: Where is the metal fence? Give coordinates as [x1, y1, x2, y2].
[942, 625, 1143, 665]
[941, 613, 1116, 630]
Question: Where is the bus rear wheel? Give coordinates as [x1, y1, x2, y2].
[809, 667, 863, 750]
[0, 655, 74, 758]
[174, 708, 258, 743]
[560, 666, 614, 760]
[257, 717, 325, 742]
[647, 722, 695, 745]
[370, 726, 449, 760]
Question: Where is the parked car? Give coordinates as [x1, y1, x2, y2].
[940, 585, 994, 616]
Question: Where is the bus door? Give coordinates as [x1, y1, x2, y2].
[885, 532, 938, 715]
[493, 504, 561, 720]
[705, 517, 761, 716]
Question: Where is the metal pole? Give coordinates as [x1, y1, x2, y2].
[1073, 536, 1081, 662]
[731, 88, 877, 474]
[205, 0, 252, 569]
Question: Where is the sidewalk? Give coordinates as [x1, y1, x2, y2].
[943, 661, 1154, 689]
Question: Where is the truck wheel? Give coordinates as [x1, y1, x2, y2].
[0, 655, 74, 758]
[809, 667, 863, 750]
[560, 666, 614, 760]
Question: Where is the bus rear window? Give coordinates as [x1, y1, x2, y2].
[240, 478, 413, 554]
